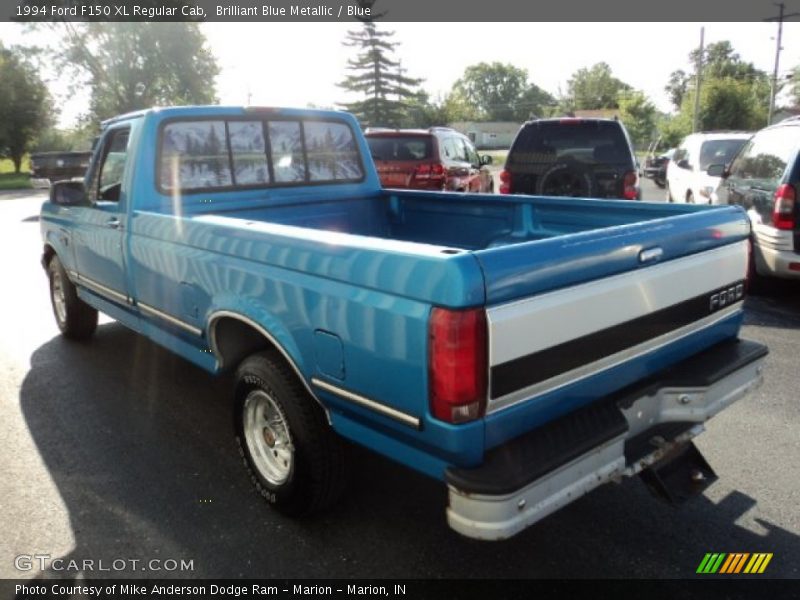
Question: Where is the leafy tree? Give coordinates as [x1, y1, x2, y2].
[0, 45, 52, 172]
[617, 90, 657, 148]
[665, 69, 689, 111]
[452, 62, 554, 121]
[337, 21, 423, 128]
[787, 65, 800, 108]
[55, 23, 219, 123]
[566, 62, 631, 110]
[662, 40, 770, 133]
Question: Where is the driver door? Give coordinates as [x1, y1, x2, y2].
[72, 126, 131, 305]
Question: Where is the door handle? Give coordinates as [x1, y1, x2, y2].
[106, 218, 121, 229]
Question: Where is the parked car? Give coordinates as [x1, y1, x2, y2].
[364, 127, 494, 193]
[666, 132, 751, 204]
[29, 151, 93, 186]
[41, 105, 766, 541]
[712, 117, 800, 280]
[499, 117, 640, 200]
[643, 148, 675, 188]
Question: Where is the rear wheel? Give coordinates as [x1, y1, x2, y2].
[234, 351, 347, 516]
[48, 256, 98, 340]
[686, 191, 695, 204]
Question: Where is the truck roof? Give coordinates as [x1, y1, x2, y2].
[100, 105, 353, 128]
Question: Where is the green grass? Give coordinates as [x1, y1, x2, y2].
[0, 157, 32, 190]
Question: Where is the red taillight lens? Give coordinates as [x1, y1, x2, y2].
[414, 163, 445, 182]
[773, 184, 796, 230]
[499, 169, 512, 194]
[622, 170, 639, 200]
[429, 307, 488, 424]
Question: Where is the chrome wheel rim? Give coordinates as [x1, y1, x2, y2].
[52, 269, 67, 324]
[243, 390, 294, 485]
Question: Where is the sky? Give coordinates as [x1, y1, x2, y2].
[1, 21, 799, 127]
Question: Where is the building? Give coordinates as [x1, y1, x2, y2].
[447, 122, 522, 150]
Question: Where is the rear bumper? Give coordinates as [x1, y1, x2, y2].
[755, 243, 800, 279]
[445, 339, 767, 540]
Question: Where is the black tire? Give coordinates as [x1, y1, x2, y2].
[487, 179, 495, 194]
[686, 191, 695, 204]
[536, 162, 594, 198]
[654, 177, 666, 189]
[48, 256, 98, 340]
[234, 351, 347, 516]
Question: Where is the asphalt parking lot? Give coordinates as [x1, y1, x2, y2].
[0, 189, 798, 580]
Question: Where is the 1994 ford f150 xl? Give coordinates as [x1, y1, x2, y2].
[40, 106, 768, 540]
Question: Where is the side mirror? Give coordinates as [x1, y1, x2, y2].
[480, 154, 493, 166]
[50, 180, 89, 207]
[677, 159, 690, 170]
[706, 164, 728, 178]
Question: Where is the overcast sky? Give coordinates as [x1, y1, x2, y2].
[1, 21, 798, 127]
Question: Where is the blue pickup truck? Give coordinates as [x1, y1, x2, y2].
[40, 106, 767, 540]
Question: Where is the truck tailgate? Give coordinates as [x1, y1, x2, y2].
[472, 207, 750, 448]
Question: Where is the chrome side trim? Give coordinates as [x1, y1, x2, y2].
[74, 272, 129, 305]
[487, 302, 743, 414]
[311, 377, 421, 430]
[138, 302, 203, 337]
[206, 310, 331, 422]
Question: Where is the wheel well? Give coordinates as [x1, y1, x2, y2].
[211, 316, 277, 372]
[43, 244, 56, 267]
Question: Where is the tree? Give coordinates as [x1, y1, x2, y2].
[662, 40, 770, 132]
[617, 90, 657, 148]
[337, 21, 423, 128]
[565, 62, 631, 110]
[0, 45, 52, 172]
[55, 23, 219, 123]
[665, 69, 689, 111]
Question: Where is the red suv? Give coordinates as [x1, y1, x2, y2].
[364, 127, 494, 193]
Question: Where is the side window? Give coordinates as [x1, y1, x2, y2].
[728, 128, 794, 188]
[161, 121, 232, 190]
[95, 128, 130, 203]
[728, 139, 755, 180]
[453, 138, 470, 162]
[268, 121, 306, 183]
[463, 138, 480, 166]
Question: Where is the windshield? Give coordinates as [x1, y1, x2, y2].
[366, 136, 432, 161]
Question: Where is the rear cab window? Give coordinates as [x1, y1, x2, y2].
[158, 117, 364, 193]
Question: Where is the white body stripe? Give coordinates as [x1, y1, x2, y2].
[486, 241, 747, 367]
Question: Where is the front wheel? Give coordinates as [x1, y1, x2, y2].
[48, 256, 98, 340]
[234, 351, 348, 516]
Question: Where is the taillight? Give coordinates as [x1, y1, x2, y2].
[414, 163, 445, 181]
[622, 170, 639, 200]
[772, 184, 796, 230]
[429, 307, 488, 424]
[499, 169, 512, 194]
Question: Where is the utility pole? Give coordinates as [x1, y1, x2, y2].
[693, 27, 705, 133]
[766, 3, 800, 124]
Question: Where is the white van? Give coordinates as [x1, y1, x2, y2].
[666, 132, 752, 204]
